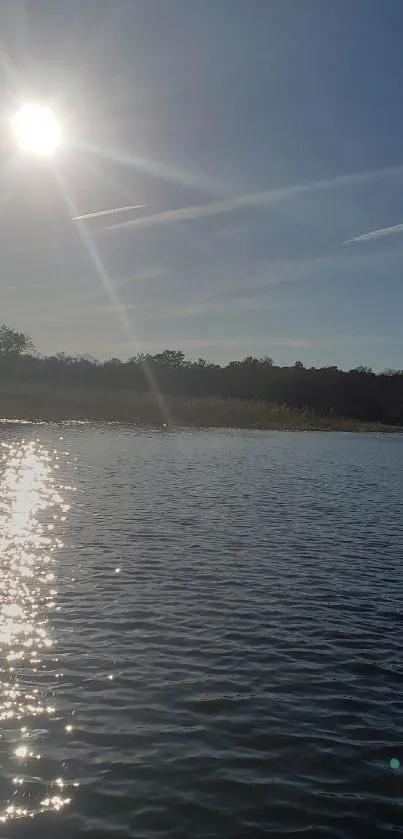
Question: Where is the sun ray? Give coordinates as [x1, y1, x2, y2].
[79, 140, 223, 196]
[0, 154, 23, 210]
[52, 165, 173, 426]
[81, 155, 146, 207]
[0, 36, 22, 90]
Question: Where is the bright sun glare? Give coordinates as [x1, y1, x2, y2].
[12, 103, 62, 157]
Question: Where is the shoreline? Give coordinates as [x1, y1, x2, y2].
[0, 387, 401, 433]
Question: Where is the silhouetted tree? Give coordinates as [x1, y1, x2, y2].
[152, 350, 187, 368]
[0, 323, 402, 426]
[0, 325, 34, 356]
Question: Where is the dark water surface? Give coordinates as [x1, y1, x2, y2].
[1, 425, 403, 838]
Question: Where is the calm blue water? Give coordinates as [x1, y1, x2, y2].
[1, 425, 403, 838]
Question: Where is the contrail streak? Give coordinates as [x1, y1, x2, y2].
[99, 164, 403, 234]
[71, 204, 146, 221]
[343, 222, 403, 245]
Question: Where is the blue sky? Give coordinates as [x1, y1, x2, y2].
[1, 0, 403, 368]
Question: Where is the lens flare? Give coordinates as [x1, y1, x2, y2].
[12, 103, 62, 156]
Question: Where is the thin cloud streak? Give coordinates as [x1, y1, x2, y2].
[72, 204, 147, 221]
[101, 164, 403, 234]
[0, 238, 63, 256]
[344, 222, 403, 245]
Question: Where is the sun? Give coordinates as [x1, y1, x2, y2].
[12, 103, 62, 157]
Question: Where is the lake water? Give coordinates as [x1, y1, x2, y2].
[0, 424, 403, 838]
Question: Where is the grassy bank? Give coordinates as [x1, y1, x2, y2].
[0, 384, 400, 432]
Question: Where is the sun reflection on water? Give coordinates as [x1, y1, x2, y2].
[0, 438, 74, 823]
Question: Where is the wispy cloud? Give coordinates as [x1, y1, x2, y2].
[72, 204, 147, 221]
[114, 337, 315, 351]
[101, 164, 403, 233]
[0, 239, 62, 256]
[344, 222, 403, 245]
[116, 268, 166, 287]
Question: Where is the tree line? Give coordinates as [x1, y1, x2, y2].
[0, 325, 402, 426]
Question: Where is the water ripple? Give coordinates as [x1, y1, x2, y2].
[1, 427, 403, 837]
[0, 437, 76, 826]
